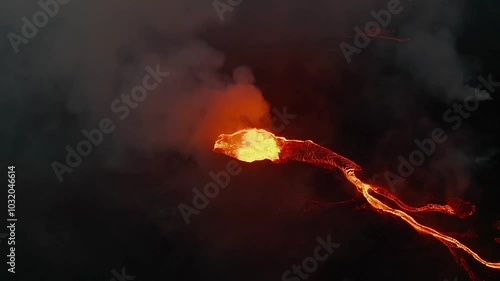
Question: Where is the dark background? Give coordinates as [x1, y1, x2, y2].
[1, 0, 500, 280]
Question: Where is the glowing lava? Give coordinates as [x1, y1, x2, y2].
[214, 128, 500, 280]
[214, 129, 283, 162]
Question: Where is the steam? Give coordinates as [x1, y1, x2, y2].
[392, 0, 478, 101]
[1, 0, 491, 192]
[0, 0, 271, 167]
[119, 52, 271, 158]
[1, 1, 497, 280]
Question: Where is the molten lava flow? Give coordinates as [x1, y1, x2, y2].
[214, 128, 500, 279]
[213, 128, 284, 162]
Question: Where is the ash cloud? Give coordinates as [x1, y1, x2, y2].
[1, 0, 482, 165]
[392, 0, 481, 101]
[1, 0, 271, 168]
[1, 0, 498, 281]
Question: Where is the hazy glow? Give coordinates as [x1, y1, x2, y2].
[213, 128, 281, 162]
[214, 128, 500, 280]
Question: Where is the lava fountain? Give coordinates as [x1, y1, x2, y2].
[213, 128, 500, 280]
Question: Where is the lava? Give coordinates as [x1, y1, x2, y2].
[213, 128, 500, 279]
[340, 27, 411, 42]
[213, 128, 282, 162]
[362, 27, 411, 42]
[361, 32, 411, 42]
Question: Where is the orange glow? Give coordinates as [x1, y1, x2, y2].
[214, 128, 284, 163]
[214, 128, 500, 278]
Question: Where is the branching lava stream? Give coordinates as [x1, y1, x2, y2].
[213, 128, 500, 280]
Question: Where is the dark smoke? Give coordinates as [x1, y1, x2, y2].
[1, 0, 499, 280]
